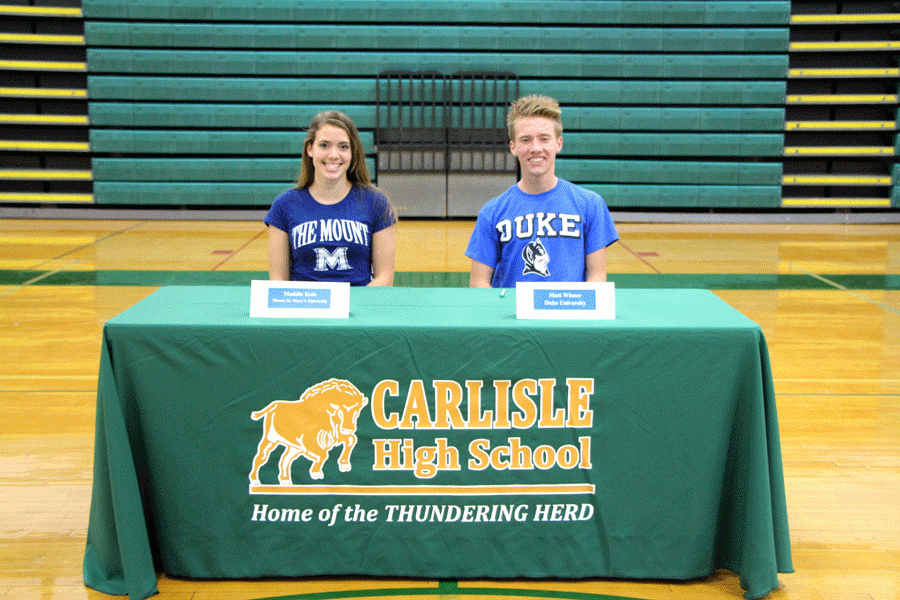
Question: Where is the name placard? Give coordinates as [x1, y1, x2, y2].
[250, 280, 350, 319]
[516, 282, 615, 320]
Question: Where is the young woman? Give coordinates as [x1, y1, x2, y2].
[265, 111, 396, 286]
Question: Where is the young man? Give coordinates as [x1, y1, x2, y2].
[465, 95, 619, 288]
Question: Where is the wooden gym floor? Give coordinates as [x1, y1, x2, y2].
[0, 217, 898, 600]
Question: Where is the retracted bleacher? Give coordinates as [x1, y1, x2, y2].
[785, 2, 899, 209]
[82, 0, 791, 213]
[0, 3, 89, 205]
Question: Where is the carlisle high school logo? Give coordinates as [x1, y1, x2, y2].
[248, 376, 598, 498]
[249, 378, 369, 484]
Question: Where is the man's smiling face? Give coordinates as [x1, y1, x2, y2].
[510, 116, 563, 183]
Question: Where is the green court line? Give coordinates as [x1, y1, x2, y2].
[1, 270, 898, 290]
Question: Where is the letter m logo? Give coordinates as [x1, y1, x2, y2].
[313, 247, 351, 271]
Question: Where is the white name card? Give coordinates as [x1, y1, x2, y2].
[250, 280, 349, 319]
[516, 281, 615, 320]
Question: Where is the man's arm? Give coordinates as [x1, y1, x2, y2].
[469, 259, 495, 288]
[584, 246, 608, 282]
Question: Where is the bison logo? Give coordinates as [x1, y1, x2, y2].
[249, 378, 369, 484]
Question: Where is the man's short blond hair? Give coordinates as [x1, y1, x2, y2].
[507, 95, 563, 141]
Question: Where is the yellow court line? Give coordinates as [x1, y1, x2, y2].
[0, 169, 92, 180]
[785, 121, 896, 130]
[789, 68, 900, 77]
[787, 94, 898, 103]
[784, 147, 894, 156]
[781, 241, 887, 248]
[790, 41, 900, 51]
[0, 235, 98, 245]
[782, 176, 892, 185]
[0, 193, 93, 203]
[791, 13, 900, 24]
[781, 198, 893, 207]
[0, 114, 88, 125]
[0, 5, 82, 16]
[0, 260, 97, 271]
[0, 260, 87, 270]
[0, 375, 96, 381]
[0, 60, 86, 71]
[778, 261, 888, 276]
[0, 33, 84, 44]
[0, 141, 89, 151]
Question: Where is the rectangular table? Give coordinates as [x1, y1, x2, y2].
[84, 287, 792, 600]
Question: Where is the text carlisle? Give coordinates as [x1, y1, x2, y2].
[370, 378, 595, 430]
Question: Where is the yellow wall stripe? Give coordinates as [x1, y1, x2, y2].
[791, 14, 900, 24]
[0, 59, 86, 71]
[0, 141, 90, 151]
[0, 5, 82, 17]
[787, 94, 897, 104]
[791, 41, 900, 51]
[0, 33, 84, 44]
[789, 68, 900, 77]
[0, 193, 93, 203]
[0, 170, 92, 180]
[784, 147, 894, 156]
[0, 114, 88, 125]
[783, 175, 892, 185]
[786, 121, 896, 130]
[0, 87, 87, 98]
[782, 198, 893, 207]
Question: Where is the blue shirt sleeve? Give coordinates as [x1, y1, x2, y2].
[263, 189, 293, 233]
[583, 191, 619, 255]
[464, 203, 500, 269]
[369, 190, 396, 233]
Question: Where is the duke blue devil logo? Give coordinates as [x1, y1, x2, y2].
[522, 240, 551, 277]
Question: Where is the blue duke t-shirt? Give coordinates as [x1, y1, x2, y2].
[465, 179, 619, 288]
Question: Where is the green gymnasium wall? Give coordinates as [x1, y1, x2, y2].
[82, 0, 791, 211]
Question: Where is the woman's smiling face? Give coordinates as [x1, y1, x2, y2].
[307, 124, 353, 183]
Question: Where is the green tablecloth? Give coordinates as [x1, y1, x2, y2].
[84, 287, 792, 600]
